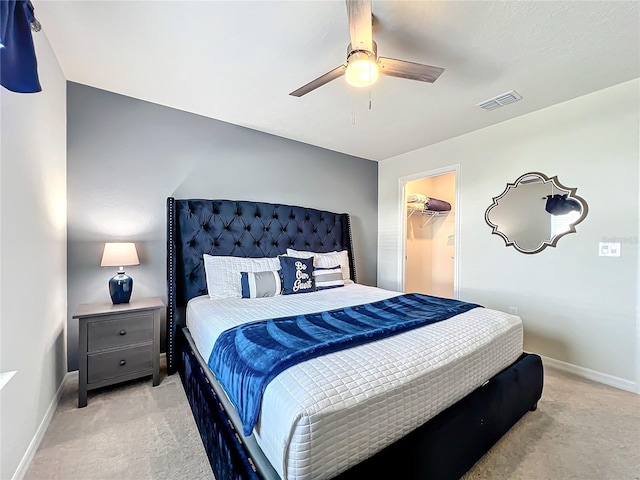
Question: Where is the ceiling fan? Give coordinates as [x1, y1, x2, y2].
[289, 0, 445, 97]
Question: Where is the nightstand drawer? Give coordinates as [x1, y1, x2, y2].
[87, 344, 153, 384]
[87, 313, 154, 351]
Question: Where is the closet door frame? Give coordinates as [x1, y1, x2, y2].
[398, 164, 460, 298]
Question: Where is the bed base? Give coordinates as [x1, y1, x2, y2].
[179, 328, 543, 480]
[180, 332, 260, 480]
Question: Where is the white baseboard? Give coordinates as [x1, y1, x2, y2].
[12, 371, 76, 480]
[541, 355, 638, 394]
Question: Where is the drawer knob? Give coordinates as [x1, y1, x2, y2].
[119, 360, 126, 366]
[119, 330, 127, 336]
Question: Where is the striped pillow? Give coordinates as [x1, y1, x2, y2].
[240, 270, 282, 298]
[313, 266, 345, 290]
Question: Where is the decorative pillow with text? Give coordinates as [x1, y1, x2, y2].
[279, 256, 315, 295]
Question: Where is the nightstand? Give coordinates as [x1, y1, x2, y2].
[73, 297, 163, 407]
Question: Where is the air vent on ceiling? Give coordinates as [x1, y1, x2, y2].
[476, 90, 522, 111]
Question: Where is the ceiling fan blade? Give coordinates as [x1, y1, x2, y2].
[289, 65, 347, 97]
[378, 57, 445, 83]
[346, 0, 373, 52]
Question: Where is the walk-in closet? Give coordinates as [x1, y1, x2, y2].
[404, 171, 456, 298]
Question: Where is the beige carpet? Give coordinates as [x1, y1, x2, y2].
[24, 368, 211, 480]
[25, 365, 639, 480]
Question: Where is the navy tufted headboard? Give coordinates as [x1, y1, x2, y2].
[166, 198, 356, 374]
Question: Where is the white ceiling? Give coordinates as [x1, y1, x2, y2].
[34, 1, 639, 161]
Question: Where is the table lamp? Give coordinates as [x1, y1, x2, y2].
[100, 242, 140, 304]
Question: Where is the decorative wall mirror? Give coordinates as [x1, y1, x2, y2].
[485, 172, 588, 254]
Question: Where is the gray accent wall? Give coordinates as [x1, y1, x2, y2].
[67, 82, 378, 371]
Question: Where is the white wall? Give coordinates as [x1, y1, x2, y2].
[379, 80, 639, 389]
[0, 32, 67, 479]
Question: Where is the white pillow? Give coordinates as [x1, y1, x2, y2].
[203, 255, 281, 299]
[286, 249, 353, 284]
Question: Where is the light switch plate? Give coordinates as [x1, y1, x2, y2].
[599, 242, 621, 257]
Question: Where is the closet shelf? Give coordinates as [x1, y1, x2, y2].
[407, 208, 452, 228]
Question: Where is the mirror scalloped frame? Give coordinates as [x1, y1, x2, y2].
[485, 172, 589, 254]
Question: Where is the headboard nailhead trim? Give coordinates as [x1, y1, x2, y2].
[166, 197, 176, 374]
[346, 215, 357, 283]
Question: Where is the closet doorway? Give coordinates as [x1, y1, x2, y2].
[400, 166, 459, 299]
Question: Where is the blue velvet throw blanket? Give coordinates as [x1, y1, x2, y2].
[208, 293, 481, 435]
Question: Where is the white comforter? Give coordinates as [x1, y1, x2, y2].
[187, 284, 522, 480]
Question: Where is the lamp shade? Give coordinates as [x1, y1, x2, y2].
[100, 242, 140, 267]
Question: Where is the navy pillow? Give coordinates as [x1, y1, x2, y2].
[280, 256, 315, 295]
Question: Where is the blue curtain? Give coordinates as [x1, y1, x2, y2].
[0, 0, 41, 93]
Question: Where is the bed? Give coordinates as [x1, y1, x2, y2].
[166, 197, 544, 480]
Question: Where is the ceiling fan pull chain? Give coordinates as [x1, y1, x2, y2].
[369, 88, 372, 111]
[352, 89, 357, 125]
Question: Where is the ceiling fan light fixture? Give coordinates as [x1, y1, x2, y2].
[345, 53, 379, 88]
[289, 2, 444, 97]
